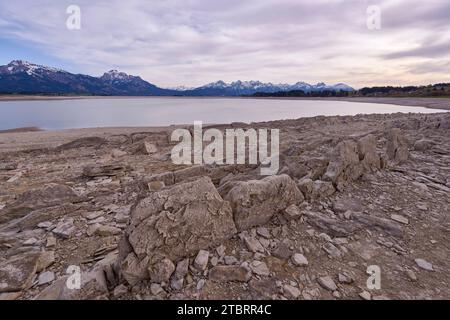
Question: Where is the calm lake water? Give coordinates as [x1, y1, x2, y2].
[0, 97, 445, 130]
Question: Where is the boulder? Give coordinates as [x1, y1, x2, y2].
[386, 128, 409, 163]
[148, 258, 175, 283]
[323, 140, 363, 191]
[120, 177, 236, 284]
[170, 258, 189, 290]
[357, 134, 381, 170]
[284, 204, 302, 220]
[297, 177, 314, 199]
[0, 251, 41, 293]
[225, 174, 304, 230]
[311, 180, 336, 199]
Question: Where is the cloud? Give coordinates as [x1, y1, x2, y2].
[383, 40, 450, 59]
[0, 0, 449, 87]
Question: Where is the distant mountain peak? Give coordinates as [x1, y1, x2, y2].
[0, 60, 354, 96]
[1, 60, 63, 76]
[101, 70, 135, 81]
[202, 80, 228, 88]
[190, 80, 354, 95]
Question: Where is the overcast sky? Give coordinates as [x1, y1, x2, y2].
[0, 0, 449, 88]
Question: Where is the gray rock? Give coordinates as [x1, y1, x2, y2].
[52, 218, 77, 239]
[36, 251, 55, 272]
[121, 177, 236, 285]
[216, 245, 226, 257]
[129, 140, 158, 155]
[37, 221, 53, 230]
[283, 284, 301, 299]
[57, 136, 106, 150]
[298, 178, 314, 199]
[337, 273, 353, 284]
[38, 271, 55, 286]
[390, 214, 409, 225]
[196, 279, 206, 290]
[272, 242, 293, 259]
[81, 211, 104, 220]
[225, 174, 304, 230]
[358, 134, 381, 170]
[317, 276, 337, 291]
[311, 180, 336, 199]
[413, 139, 434, 151]
[248, 278, 279, 299]
[148, 258, 175, 283]
[0, 252, 40, 293]
[46, 236, 57, 248]
[224, 256, 239, 265]
[209, 266, 252, 282]
[292, 253, 309, 266]
[0, 183, 79, 224]
[150, 283, 164, 295]
[120, 253, 149, 286]
[0, 162, 17, 171]
[244, 237, 265, 253]
[323, 140, 362, 191]
[210, 257, 218, 266]
[414, 258, 434, 271]
[359, 290, 371, 300]
[148, 181, 165, 192]
[352, 212, 403, 238]
[305, 211, 358, 237]
[322, 242, 341, 259]
[194, 250, 210, 271]
[170, 258, 189, 290]
[91, 224, 122, 236]
[256, 227, 271, 239]
[111, 149, 128, 158]
[284, 204, 302, 220]
[83, 164, 126, 178]
[386, 128, 409, 163]
[333, 197, 363, 213]
[113, 284, 128, 297]
[406, 270, 417, 281]
[250, 261, 270, 276]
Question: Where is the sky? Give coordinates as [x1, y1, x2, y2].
[0, 0, 449, 88]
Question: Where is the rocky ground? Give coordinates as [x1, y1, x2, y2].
[0, 111, 449, 300]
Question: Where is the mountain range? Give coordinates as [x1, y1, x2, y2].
[0, 60, 354, 96]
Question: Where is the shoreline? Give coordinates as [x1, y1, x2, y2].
[1, 95, 450, 111]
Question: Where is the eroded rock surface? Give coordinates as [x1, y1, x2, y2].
[0, 112, 448, 300]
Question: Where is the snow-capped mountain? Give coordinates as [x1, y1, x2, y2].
[100, 70, 134, 82]
[0, 60, 65, 76]
[0, 60, 175, 95]
[181, 80, 354, 96]
[164, 85, 195, 91]
[0, 60, 354, 96]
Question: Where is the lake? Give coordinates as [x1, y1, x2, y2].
[0, 97, 446, 130]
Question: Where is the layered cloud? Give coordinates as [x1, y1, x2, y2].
[0, 0, 449, 87]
